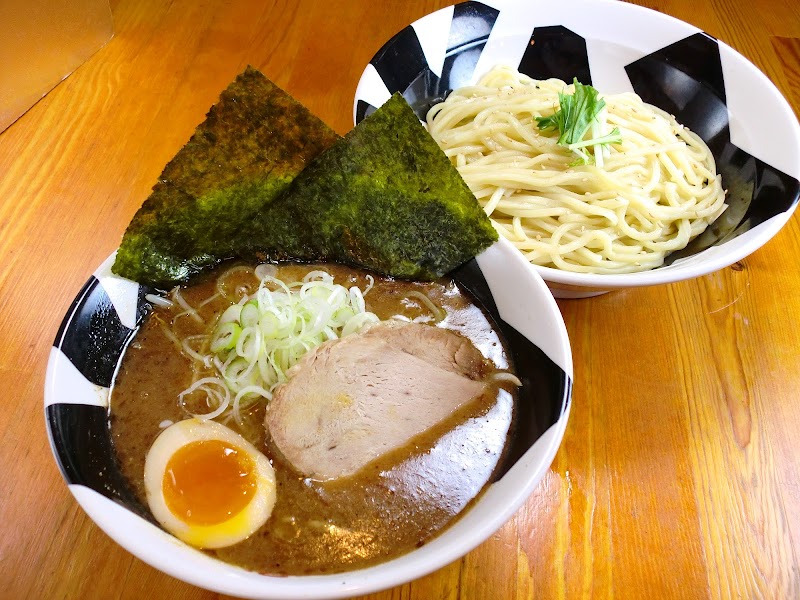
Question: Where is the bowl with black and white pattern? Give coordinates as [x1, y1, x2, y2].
[354, 0, 800, 298]
[44, 238, 572, 598]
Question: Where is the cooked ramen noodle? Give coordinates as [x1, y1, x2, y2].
[426, 66, 727, 274]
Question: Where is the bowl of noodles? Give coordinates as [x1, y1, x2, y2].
[354, 0, 800, 297]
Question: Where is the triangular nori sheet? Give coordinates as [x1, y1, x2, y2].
[112, 67, 340, 286]
[114, 70, 497, 287]
[254, 93, 498, 279]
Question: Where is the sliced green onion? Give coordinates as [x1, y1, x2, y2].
[342, 312, 380, 337]
[218, 304, 243, 325]
[204, 266, 381, 405]
[240, 301, 260, 327]
[178, 377, 231, 420]
[210, 322, 241, 353]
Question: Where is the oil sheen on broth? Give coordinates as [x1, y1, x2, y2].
[110, 262, 516, 575]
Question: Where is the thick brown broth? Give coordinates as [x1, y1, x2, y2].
[110, 262, 515, 575]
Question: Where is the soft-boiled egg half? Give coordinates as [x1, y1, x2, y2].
[144, 418, 276, 549]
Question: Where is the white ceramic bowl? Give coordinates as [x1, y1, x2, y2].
[44, 238, 572, 598]
[354, 0, 800, 298]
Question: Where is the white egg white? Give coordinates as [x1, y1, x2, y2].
[144, 418, 276, 549]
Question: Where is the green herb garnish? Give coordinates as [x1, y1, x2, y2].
[535, 78, 622, 165]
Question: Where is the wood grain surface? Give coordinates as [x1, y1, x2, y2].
[1, 0, 799, 598]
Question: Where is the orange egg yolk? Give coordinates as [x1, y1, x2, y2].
[163, 439, 257, 526]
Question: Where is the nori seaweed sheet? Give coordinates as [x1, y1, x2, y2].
[112, 67, 340, 286]
[254, 93, 498, 279]
[113, 71, 497, 287]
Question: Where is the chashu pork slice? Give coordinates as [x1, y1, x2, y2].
[265, 321, 489, 480]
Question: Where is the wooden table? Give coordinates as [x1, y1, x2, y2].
[2, 0, 799, 598]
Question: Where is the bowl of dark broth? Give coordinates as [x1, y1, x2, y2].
[45, 237, 571, 598]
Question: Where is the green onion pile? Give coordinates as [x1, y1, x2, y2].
[179, 270, 380, 424]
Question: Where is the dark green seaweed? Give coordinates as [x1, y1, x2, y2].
[112, 67, 340, 286]
[114, 72, 497, 287]
[255, 93, 498, 279]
